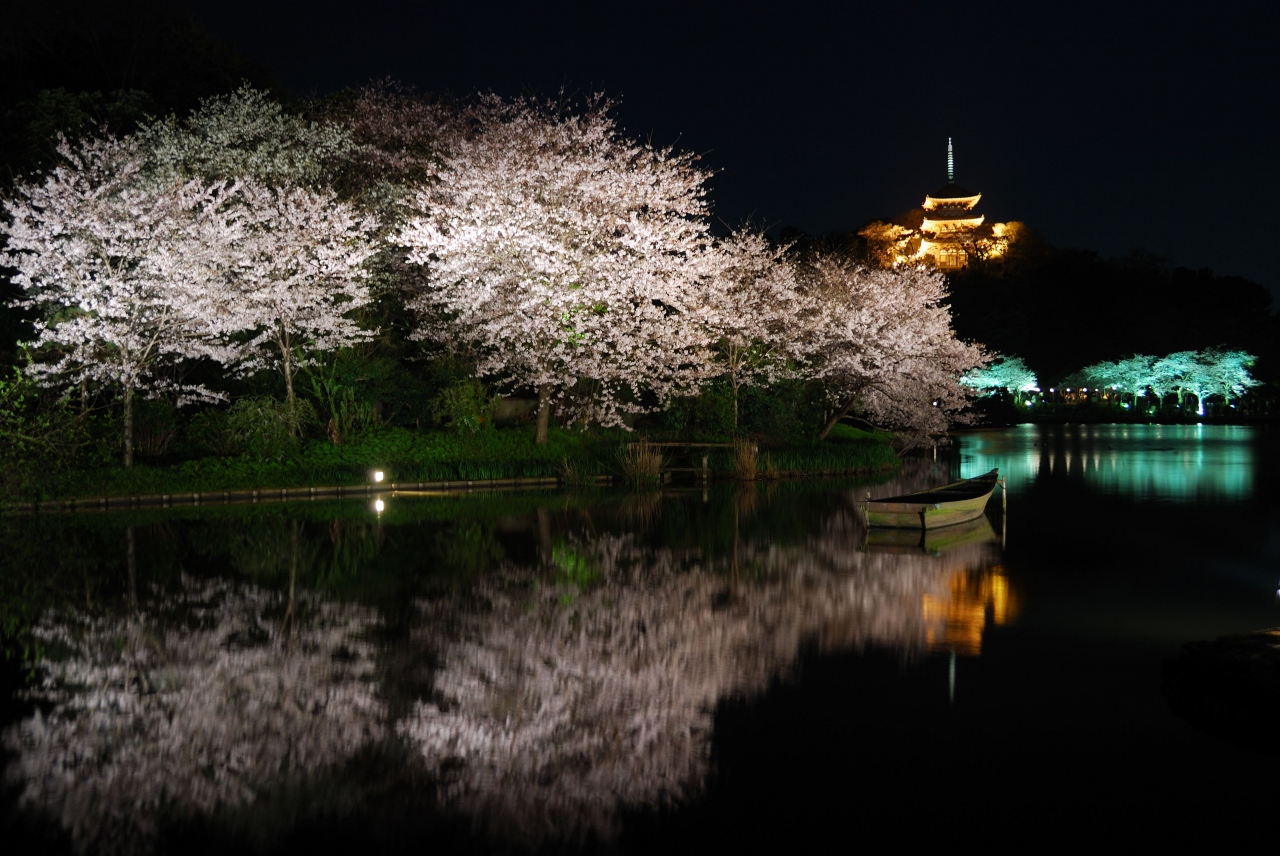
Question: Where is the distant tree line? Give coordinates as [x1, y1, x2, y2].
[962, 349, 1262, 418]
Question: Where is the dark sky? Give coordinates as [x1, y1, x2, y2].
[190, 0, 1279, 305]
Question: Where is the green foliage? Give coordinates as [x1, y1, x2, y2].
[0, 367, 89, 499]
[223, 397, 315, 460]
[186, 408, 238, 457]
[431, 378, 499, 434]
[306, 348, 407, 444]
[132, 397, 180, 459]
[663, 382, 734, 435]
[700, 432, 897, 476]
[31, 425, 609, 500]
[553, 543, 599, 605]
[739, 379, 825, 440]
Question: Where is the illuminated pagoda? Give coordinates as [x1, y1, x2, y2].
[918, 138, 984, 269]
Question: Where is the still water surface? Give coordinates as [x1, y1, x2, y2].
[2, 424, 1277, 853]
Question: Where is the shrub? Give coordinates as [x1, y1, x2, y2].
[431, 378, 499, 434]
[225, 397, 315, 460]
[132, 398, 179, 459]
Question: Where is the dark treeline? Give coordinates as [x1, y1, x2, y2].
[787, 224, 1278, 390]
[944, 242, 1276, 386]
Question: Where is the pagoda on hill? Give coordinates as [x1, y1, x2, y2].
[858, 140, 1017, 270]
[918, 139, 984, 269]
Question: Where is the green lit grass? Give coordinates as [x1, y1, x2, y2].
[21, 422, 897, 502]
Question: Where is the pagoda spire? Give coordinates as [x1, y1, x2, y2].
[947, 138, 954, 183]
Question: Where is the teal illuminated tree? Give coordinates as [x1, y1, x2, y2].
[960, 355, 1038, 402]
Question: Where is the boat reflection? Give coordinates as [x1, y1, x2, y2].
[862, 513, 997, 554]
[861, 513, 1013, 657]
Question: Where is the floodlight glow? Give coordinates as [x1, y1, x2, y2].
[373, 471, 384, 483]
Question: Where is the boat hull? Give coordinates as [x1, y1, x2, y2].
[858, 469, 999, 530]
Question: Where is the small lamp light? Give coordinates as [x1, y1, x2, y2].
[373, 471, 384, 483]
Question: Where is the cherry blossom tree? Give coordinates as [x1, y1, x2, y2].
[802, 256, 984, 446]
[216, 181, 379, 434]
[1, 136, 245, 466]
[1080, 355, 1160, 406]
[137, 84, 356, 189]
[1194, 348, 1260, 411]
[690, 231, 823, 428]
[310, 80, 456, 216]
[961, 354, 1039, 401]
[397, 96, 713, 442]
[1161, 348, 1261, 415]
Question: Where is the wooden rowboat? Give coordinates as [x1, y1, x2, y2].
[857, 469, 1000, 530]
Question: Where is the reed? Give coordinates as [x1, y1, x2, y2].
[733, 438, 758, 481]
[759, 451, 779, 480]
[616, 438, 665, 485]
[559, 455, 598, 486]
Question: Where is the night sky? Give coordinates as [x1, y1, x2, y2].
[190, 0, 1280, 306]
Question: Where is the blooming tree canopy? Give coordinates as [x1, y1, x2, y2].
[398, 96, 714, 442]
[216, 181, 379, 433]
[961, 355, 1039, 399]
[137, 85, 356, 189]
[1, 136, 245, 466]
[802, 257, 984, 446]
[689, 231, 823, 427]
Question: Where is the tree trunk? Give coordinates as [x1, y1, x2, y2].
[817, 394, 858, 441]
[536, 506, 553, 580]
[535, 384, 552, 445]
[283, 348, 297, 438]
[126, 526, 137, 613]
[731, 376, 739, 430]
[123, 383, 134, 468]
[283, 520, 299, 640]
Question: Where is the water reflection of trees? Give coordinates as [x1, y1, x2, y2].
[399, 492, 1008, 844]
[3, 576, 384, 854]
[2, 476, 1013, 850]
[962, 424, 1255, 501]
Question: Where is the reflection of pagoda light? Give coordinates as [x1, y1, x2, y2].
[923, 566, 1016, 657]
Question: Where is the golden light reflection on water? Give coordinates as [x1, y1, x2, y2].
[923, 565, 1017, 656]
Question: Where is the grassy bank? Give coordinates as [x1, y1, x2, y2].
[15, 423, 897, 503]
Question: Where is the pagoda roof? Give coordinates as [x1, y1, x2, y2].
[927, 182, 979, 200]
[923, 209, 982, 221]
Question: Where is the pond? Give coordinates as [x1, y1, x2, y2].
[2, 424, 1277, 853]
